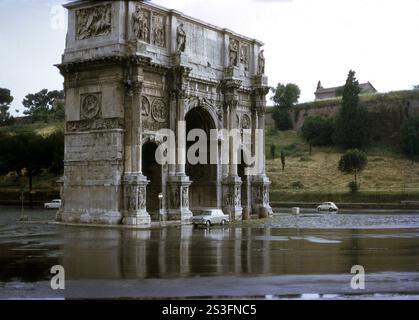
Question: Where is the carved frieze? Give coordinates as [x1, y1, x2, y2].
[182, 187, 189, 208]
[76, 4, 112, 40]
[138, 186, 146, 210]
[67, 118, 124, 133]
[152, 14, 166, 47]
[81, 93, 101, 120]
[169, 186, 180, 209]
[253, 185, 269, 206]
[132, 5, 150, 42]
[224, 185, 241, 207]
[240, 45, 248, 70]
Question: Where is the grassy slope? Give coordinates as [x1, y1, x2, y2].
[265, 129, 419, 202]
[0, 121, 64, 136]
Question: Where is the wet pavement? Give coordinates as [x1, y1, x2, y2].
[1, 206, 419, 299]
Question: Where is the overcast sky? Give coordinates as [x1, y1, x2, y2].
[1, 0, 419, 115]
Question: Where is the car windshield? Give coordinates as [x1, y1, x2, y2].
[195, 210, 212, 216]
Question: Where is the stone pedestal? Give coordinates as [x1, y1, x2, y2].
[224, 66, 241, 79]
[222, 175, 243, 221]
[167, 174, 193, 222]
[171, 52, 189, 67]
[252, 175, 273, 218]
[253, 74, 268, 87]
[122, 173, 151, 226]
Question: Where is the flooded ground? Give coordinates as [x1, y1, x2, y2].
[1, 206, 419, 299]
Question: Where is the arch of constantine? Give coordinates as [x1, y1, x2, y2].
[56, 0, 272, 225]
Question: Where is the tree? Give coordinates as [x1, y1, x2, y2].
[271, 83, 301, 109]
[334, 70, 369, 149]
[0, 88, 14, 125]
[22, 89, 64, 122]
[0, 131, 64, 207]
[271, 83, 300, 131]
[401, 116, 419, 161]
[338, 149, 368, 187]
[301, 116, 334, 154]
[270, 144, 276, 159]
[281, 150, 286, 171]
[45, 130, 65, 175]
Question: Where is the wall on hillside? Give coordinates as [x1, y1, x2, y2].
[266, 90, 419, 144]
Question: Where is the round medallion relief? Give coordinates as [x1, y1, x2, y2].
[151, 99, 168, 123]
[81, 94, 100, 119]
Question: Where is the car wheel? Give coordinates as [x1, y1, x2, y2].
[329, 208, 334, 212]
[205, 220, 211, 228]
[220, 219, 226, 226]
[317, 208, 321, 212]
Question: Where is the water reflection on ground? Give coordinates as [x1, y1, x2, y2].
[1, 206, 419, 298]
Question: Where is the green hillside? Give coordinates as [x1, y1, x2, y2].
[266, 129, 419, 203]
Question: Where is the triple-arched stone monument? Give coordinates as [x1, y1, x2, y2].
[56, 1, 272, 225]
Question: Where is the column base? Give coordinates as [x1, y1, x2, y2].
[222, 175, 243, 221]
[251, 175, 273, 218]
[122, 215, 151, 226]
[122, 173, 151, 226]
[167, 174, 193, 223]
[60, 210, 122, 225]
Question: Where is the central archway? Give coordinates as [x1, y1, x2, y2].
[185, 107, 218, 209]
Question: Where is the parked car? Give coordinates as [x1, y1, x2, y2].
[317, 202, 339, 212]
[192, 208, 229, 227]
[44, 199, 62, 209]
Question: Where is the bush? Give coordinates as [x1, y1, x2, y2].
[290, 181, 304, 189]
[301, 116, 335, 147]
[338, 149, 368, 186]
[272, 108, 293, 131]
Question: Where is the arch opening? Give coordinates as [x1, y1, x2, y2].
[185, 107, 217, 209]
[142, 142, 162, 220]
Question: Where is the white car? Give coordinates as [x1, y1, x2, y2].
[44, 199, 62, 209]
[317, 202, 339, 212]
[192, 208, 229, 227]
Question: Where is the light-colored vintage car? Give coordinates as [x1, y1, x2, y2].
[317, 202, 339, 212]
[44, 199, 62, 209]
[192, 208, 230, 227]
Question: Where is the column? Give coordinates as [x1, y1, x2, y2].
[122, 67, 151, 226]
[221, 79, 243, 221]
[250, 86, 273, 218]
[166, 67, 193, 222]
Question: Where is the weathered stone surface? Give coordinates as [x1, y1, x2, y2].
[57, 0, 271, 225]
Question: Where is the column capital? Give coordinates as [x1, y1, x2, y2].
[168, 65, 191, 93]
[251, 86, 269, 113]
[124, 79, 143, 97]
